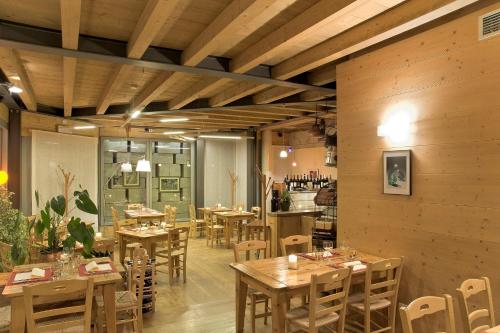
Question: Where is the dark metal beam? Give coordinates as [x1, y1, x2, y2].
[0, 21, 335, 93]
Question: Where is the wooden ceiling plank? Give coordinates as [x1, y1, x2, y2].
[1, 49, 37, 111]
[209, 82, 270, 107]
[259, 112, 336, 131]
[60, 0, 81, 117]
[225, 107, 304, 117]
[253, 87, 305, 104]
[96, 0, 179, 114]
[230, 0, 361, 74]
[272, 0, 480, 80]
[168, 77, 231, 110]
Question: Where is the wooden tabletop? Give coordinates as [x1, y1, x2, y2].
[214, 211, 255, 218]
[116, 227, 170, 239]
[2, 257, 124, 298]
[230, 250, 384, 290]
[124, 208, 165, 219]
[198, 207, 232, 213]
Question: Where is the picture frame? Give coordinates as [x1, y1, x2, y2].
[383, 150, 411, 195]
[123, 171, 140, 187]
[159, 177, 180, 192]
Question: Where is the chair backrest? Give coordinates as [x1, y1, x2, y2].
[130, 248, 148, 321]
[164, 205, 171, 223]
[111, 207, 120, 223]
[168, 227, 189, 255]
[169, 206, 177, 228]
[114, 218, 138, 239]
[189, 204, 197, 222]
[127, 203, 142, 210]
[203, 208, 212, 227]
[457, 277, 496, 333]
[363, 257, 404, 315]
[280, 235, 312, 255]
[400, 295, 456, 333]
[23, 278, 94, 333]
[251, 206, 261, 219]
[233, 240, 268, 263]
[309, 267, 352, 332]
[0, 241, 13, 271]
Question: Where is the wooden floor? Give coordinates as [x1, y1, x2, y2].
[142, 237, 271, 333]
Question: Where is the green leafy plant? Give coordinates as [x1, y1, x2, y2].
[34, 186, 98, 258]
[0, 187, 28, 266]
[280, 190, 292, 212]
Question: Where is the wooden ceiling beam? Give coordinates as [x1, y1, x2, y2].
[272, 0, 481, 80]
[230, 0, 361, 74]
[0, 48, 37, 111]
[259, 112, 336, 131]
[209, 82, 270, 107]
[95, 0, 180, 114]
[60, 0, 81, 117]
[180, 111, 285, 122]
[254, 87, 305, 104]
[308, 62, 337, 86]
[225, 107, 305, 117]
[300, 89, 336, 102]
[168, 77, 231, 110]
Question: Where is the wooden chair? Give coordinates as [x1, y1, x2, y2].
[205, 208, 224, 248]
[251, 206, 261, 219]
[155, 227, 189, 284]
[234, 240, 271, 333]
[347, 258, 404, 333]
[23, 278, 94, 333]
[400, 295, 456, 333]
[95, 248, 146, 333]
[167, 206, 177, 229]
[286, 267, 352, 333]
[111, 207, 120, 224]
[189, 204, 205, 238]
[457, 277, 496, 333]
[0, 241, 13, 272]
[280, 235, 313, 255]
[114, 218, 142, 261]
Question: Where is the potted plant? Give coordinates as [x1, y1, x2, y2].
[34, 186, 98, 259]
[280, 190, 292, 212]
[0, 187, 28, 268]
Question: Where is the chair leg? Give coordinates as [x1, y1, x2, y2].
[137, 307, 143, 333]
[364, 311, 371, 333]
[251, 295, 256, 333]
[168, 258, 174, 285]
[264, 298, 269, 325]
[183, 257, 187, 283]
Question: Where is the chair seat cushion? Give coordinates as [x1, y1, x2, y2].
[287, 305, 340, 329]
[36, 314, 85, 332]
[348, 293, 391, 311]
[95, 291, 137, 310]
[0, 305, 10, 330]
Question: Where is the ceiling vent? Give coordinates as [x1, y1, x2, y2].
[479, 8, 500, 40]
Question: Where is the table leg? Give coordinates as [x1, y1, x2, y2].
[226, 219, 232, 249]
[10, 297, 25, 332]
[119, 235, 125, 264]
[144, 239, 153, 258]
[271, 291, 287, 333]
[235, 272, 248, 333]
[103, 283, 117, 333]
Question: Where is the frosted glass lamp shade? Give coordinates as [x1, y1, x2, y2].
[136, 159, 151, 172]
[279, 149, 288, 158]
[121, 162, 133, 173]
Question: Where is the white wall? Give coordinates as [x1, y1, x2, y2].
[203, 139, 247, 209]
[31, 131, 98, 229]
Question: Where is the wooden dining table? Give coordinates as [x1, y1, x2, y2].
[116, 227, 170, 263]
[230, 249, 384, 333]
[214, 211, 255, 248]
[124, 208, 165, 223]
[2, 257, 124, 333]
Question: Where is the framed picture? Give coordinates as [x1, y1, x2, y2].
[123, 171, 140, 187]
[383, 150, 411, 195]
[159, 177, 180, 192]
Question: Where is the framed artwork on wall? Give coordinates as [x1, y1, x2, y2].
[159, 177, 180, 192]
[383, 150, 411, 195]
[123, 171, 140, 187]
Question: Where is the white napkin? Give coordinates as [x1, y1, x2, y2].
[85, 261, 99, 272]
[342, 261, 367, 271]
[31, 267, 46, 278]
[13, 268, 45, 282]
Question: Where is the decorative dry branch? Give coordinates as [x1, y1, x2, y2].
[228, 169, 238, 208]
[58, 165, 75, 222]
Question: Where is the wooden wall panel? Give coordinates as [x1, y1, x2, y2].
[337, 3, 500, 331]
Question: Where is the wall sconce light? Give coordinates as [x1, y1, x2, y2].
[377, 102, 415, 144]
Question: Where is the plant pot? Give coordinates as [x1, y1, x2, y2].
[35, 249, 63, 263]
[280, 201, 291, 212]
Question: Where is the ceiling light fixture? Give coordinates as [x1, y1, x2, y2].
[136, 158, 151, 172]
[120, 162, 133, 173]
[279, 132, 288, 159]
[163, 131, 185, 135]
[73, 125, 96, 130]
[181, 136, 196, 141]
[199, 134, 242, 140]
[130, 110, 141, 119]
[160, 117, 189, 123]
[8, 85, 23, 94]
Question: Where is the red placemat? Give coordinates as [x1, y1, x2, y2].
[7, 268, 53, 286]
[329, 260, 367, 272]
[297, 252, 342, 261]
[78, 262, 117, 276]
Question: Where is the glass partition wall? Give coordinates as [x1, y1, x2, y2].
[100, 138, 192, 226]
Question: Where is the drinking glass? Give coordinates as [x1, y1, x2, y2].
[323, 240, 334, 252]
[348, 248, 358, 260]
[53, 260, 63, 280]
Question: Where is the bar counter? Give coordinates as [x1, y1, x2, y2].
[267, 209, 323, 257]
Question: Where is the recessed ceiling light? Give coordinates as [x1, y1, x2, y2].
[160, 117, 189, 123]
[8, 86, 23, 94]
[73, 125, 96, 130]
[130, 110, 141, 119]
[163, 131, 185, 135]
